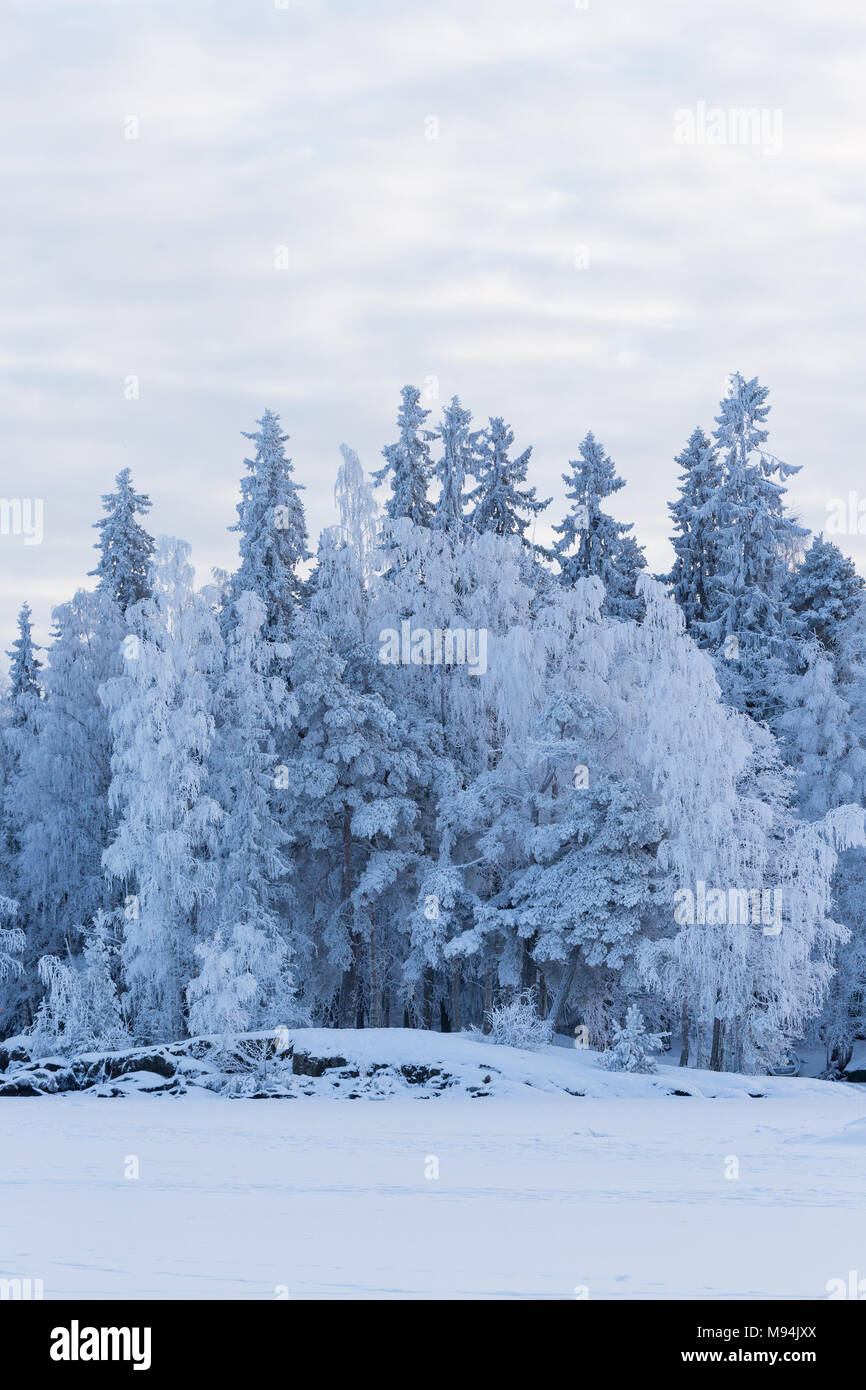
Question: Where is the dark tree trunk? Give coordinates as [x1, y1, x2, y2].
[451, 961, 461, 1033]
[337, 807, 361, 1026]
[481, 964, 494, 1033]
[679, 999, 690, 1067]
[546, 951, 578, 1034]
[422, 966, 434, 1031]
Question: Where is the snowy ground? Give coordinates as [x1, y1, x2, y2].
[2, 1030, 865, 1300]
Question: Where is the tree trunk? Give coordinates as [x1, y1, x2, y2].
[451, 961, 461, 1034]
[546, 951, 578, 1035]
[422, 966, 434, 1031]
[368, 922, 380, 1028]
[710, 1016, 724, 1071]
[337, 807, 360, 1026]
[537, 970, 547, 1020]
[481, 963, 494, 1033]
[679, 999, 690, 1067]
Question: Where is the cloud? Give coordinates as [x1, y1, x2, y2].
[1, 0, 865, 653]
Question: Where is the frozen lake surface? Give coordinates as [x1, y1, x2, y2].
[2, 1031, 865, 1300]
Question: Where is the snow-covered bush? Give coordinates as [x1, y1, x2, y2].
[0, 895, 23, 986]
[598, 1005, 667, 1074]
[484, 989, 550, 1050]
[28, 915, 128, 1057]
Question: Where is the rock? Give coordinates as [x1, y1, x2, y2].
[400, 1064, 442, 1086]
[0, 1045, 30, 1073]
[18, 1068, 60, 1093]
[0, 1079, 43, 1096]
[170, 1038, 215, 1062]
[292, 1051, 347, 1077]
[73, 1050, 177, 1086]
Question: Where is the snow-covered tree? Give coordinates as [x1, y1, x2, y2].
[101, 538, 223, 1041]
[29, 913, 128, 1057]
[372, 385, 434, 528]
[282, 608, 421, 1026]
[433, 396, 478, 538]
[783, 534, 864, 651]
[90, 468, 155, 614]
[334, 444, 380, 580]
[189, 590, 297, 1034]
[667, 427, 722, 628]
[599, 1004, 666, 1073]
[187, 920, 295, 1042]
[10, 591, 124, 980]
[6, 603, 41, 718]
[229, 409, 310, 647]
[469, 416, 549, 548]
[552, 432, 646, 618]
[0, 893, 23, 995]
[697, 373, 807, 716]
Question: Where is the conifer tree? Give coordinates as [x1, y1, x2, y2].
[469, 416, 550, 548]
[372, 385, 434, 528]
[229, 409, 310, 647]
[433, 396, 478, 538]
[6, 603, 41, 719]
[667, 427, 722, 627]
[698, 374, 807, 652]
[90, 468, 155, 614]
[552, 432, 646, 618]
[10, 591, 124, 977]
[783, 534, 864, 650]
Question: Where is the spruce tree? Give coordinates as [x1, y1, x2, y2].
[372, 385, 434, 527]
[432, 396, 478, 538]
[6, 603, 41, 719]
[667, 427, 722, 628]
[229, 409, 310, 647]
[783, 534, 864, 650]
[469, 416, 550, 548]
[90, 468, 155, 614]
[699, 373, 807, 653]
[552, 432, 646, 618]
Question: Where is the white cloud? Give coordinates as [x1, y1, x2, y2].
[1, 0, 865, 650]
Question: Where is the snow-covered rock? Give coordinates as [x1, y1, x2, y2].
[0, 1026, 857, 1103]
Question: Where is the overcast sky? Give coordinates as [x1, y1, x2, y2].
[2, 0, 865, 657]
